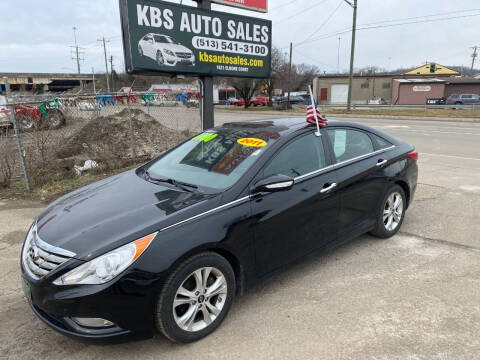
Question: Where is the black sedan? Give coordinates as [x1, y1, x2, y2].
[21, 118, 418, 343]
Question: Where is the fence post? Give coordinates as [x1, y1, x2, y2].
[3, 77, 31, 190]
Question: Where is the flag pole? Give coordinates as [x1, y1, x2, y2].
[308, 86, 321, 137]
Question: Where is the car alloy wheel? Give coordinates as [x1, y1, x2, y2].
[383, 192, 403, 231]
[370, 185, 406, 238]
[156, 51, 164, 65]
[173, 267, 227, 332]
[155, 252, 235, 343]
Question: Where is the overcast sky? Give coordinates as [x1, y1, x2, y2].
[1, 0, 479, 74]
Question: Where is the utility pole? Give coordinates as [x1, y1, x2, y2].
[72, 26, 82, 74]
[287, 42, 293, 104]
[337, 37, 341, 74]
[345, 0, 357, 111]
[92, 68, 96, 94]
[197, 0, 214, 130]
[109, 55, 115, 91]
[471, 46, 478, 76]
[98, 37, 111, 92]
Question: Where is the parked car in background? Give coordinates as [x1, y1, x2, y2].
[231, 98, 245, 107]
[288, 95, 306, 104]
[368, 97, 386, 105]
[249, 96, 268, 106]
[226, 97, 238, 105]
[446, 93, 480, 105]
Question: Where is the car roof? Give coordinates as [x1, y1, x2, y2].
[219, 117, 400, 143]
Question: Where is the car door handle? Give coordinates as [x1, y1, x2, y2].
[320, 183, 337, 194]
[376, 159, 388, 167]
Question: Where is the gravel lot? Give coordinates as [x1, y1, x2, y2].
[1, 114, 479, 359]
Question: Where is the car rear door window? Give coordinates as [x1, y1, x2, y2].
[372, 134, 392, 150]
[327, 129, 374, 163]
[264, 133, 326, 178]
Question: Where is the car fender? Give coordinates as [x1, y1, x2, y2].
[136, 196, 255, 290]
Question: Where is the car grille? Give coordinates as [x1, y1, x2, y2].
[176, 52, 192, 59]
[23, 229, 75, 280]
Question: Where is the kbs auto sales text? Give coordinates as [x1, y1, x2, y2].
[136, 5, 270, 44]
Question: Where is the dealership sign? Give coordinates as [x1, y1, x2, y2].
[211, 0, 268, 13]
[119, 0, 272, 78]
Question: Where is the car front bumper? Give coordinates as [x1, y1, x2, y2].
[21, 266, 161, 341]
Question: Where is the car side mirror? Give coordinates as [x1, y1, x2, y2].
[251, 174, 294, 194]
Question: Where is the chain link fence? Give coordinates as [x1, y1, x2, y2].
[0, 92, 201, 189]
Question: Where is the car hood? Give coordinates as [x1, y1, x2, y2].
[35, 170, 219, 260]
[155, 43, 192, 54]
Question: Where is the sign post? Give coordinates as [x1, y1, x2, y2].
[119, 0, 272, 129]
[197, 0, 214, 130]
[211, 0, 268, 13]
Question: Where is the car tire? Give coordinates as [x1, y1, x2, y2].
[155, 252, 235, 343]
[156, 51, 164, 65]
[139, 46, 143, 56]
[370, 185, 406, 239]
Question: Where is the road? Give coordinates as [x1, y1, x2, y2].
[1, 114, 479, 359]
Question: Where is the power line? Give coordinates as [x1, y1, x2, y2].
[269, 0, 301, 13]
[355, 8, 480, 28]
[299, 11, 480, 46]
[276, 0, 329, 24]
[298, 0, 344, 46]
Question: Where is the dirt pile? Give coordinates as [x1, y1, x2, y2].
[57, 108, 192, 167]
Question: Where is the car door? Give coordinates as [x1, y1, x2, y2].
[325, 127, 394, 239]
[461, 94, 473, 104]
[252, 131, 340, 277]
[144, 35, 155, 57]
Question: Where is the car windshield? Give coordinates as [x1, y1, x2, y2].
[146, 124, 283, 191]
[154, 35, 179, 44]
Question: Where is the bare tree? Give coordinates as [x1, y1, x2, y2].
[263, 47, 288, 105]
[231, 78, 260, 109]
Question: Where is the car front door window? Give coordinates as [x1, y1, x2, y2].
[264, 133, 325, 178]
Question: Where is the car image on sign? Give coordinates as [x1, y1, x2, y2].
[138, 33, 195, 67]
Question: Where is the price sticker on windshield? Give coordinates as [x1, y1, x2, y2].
[237, 138, 267, 147]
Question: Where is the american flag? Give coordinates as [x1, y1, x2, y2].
[306, 104, 328, 127]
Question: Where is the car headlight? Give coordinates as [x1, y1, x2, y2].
[53, 232, 158, 286]
[164, 49, 175, 57]
[22, 223, 36, 264]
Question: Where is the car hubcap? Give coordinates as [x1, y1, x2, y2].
[383, 192, 403, 231]
[173, 267, 227, 332]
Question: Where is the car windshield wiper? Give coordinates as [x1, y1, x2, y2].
[145, 170, 198, 192]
